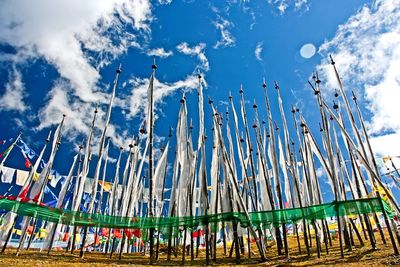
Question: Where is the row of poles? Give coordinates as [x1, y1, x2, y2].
[0, 57, 399, 265]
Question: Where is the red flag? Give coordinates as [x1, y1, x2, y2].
[192, 229, 203, 238]
[113, 229, 122, 239]
[63, 232, 69, 242]
[18, 184, 31, 201]
[25, 158, 32, 169]
[101, 228, 109, 237]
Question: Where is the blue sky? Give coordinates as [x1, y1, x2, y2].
[1, 0, 399, 204]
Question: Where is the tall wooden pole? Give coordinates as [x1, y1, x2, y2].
[148, 62, 157, 263]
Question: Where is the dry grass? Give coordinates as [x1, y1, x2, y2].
[0, 235, 399, 266]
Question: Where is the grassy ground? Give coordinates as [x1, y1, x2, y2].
[0, 235, 399, 266]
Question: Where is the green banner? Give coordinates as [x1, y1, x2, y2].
[0, 197, 391, 233]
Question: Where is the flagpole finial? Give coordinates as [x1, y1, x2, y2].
[274, 80, 279, 90]
[308, 80, 319, 95]
[119, 146, 123, 151]
[46, 130, 52, 143]
[262, 79, 267, 89]
[228, 91, 232, 101]
[333, 100, 339, 110]
[252, 120, 257, 129]
[252, 99, 257, 109]
[329, 55, 335, 65]
[239, 84, 243, 94]
[117, 64, 122, 74]
[291, 105, 296, 114]
[274, 121, 279, 131]
[351, 90, 357, 101]
[152, 58, 157, 70]
[139, 120, 147, 134]
[315, 72, 321, 84]
[168, 127, 172, 138]
[208, 97, 213, 104]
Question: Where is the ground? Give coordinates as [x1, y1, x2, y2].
[0, 235, 399, 266]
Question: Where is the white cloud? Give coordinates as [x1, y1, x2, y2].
[294, 0, 309, 11]
[255, 42, 263, 61]
[37, 80, 129, 151]
[146, 47, 173, 58]
[127, 75, 200, 119]
[176, 42, 209, 71]
[267, 0, 309, 14]
[317, 0, 400, 157]
[213, 16, 236, 49]
[0, 66, 26, 112]
[0, 0, 152, 104]
[158, 0, 172, 4]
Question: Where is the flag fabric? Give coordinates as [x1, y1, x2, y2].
[0, 144, 13, 160]
[49, 171, 63, 188]
[153, 141, 169, 217]
[84, 178, 94, 194]
[98, 180, 112, 192]
[24, 158, 32, 169]
[1, 166, 15, 183]
[16, 169, 29, 186]
[18, 139, 37, 160]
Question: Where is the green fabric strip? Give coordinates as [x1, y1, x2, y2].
[0, 197, 390, 232]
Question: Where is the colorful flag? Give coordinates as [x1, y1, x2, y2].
[24, 157, 32, 169]
[18, 139, 37, 160]
[1, 166, 15, 183]
[16, 169, 29, 186]
[0, 144, 13, 160]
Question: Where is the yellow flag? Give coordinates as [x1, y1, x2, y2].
[33, 172, 40, 182]
[382, 156, 391, 163]
[98, 181, 112, 192]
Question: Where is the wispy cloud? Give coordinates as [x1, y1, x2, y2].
[158, 0, 172, 4]
[317, 0, 400, 157]
[0, 66, 26, 113]
[213, 16, 236, 49]
[176, 42, 209, 71]
[267, 0, 309, 14]
[37, 80, 131, 152]
[255, 42, 263, 61]
[0, 0, 157, 151]
[0, 0, 152, 105]
[126, 75, 200, 119]
[146, 47, 173, 58]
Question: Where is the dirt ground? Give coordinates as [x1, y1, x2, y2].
[0, 235, 399, 266]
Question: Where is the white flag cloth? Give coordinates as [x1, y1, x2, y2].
[1, 166, 15, 183]
[49, 173, 63, 188]
[16, 169, 29, 186]
[278, 136, 291, 207]
[153, 142, 169, 217]
[84, 178, 94, 193]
